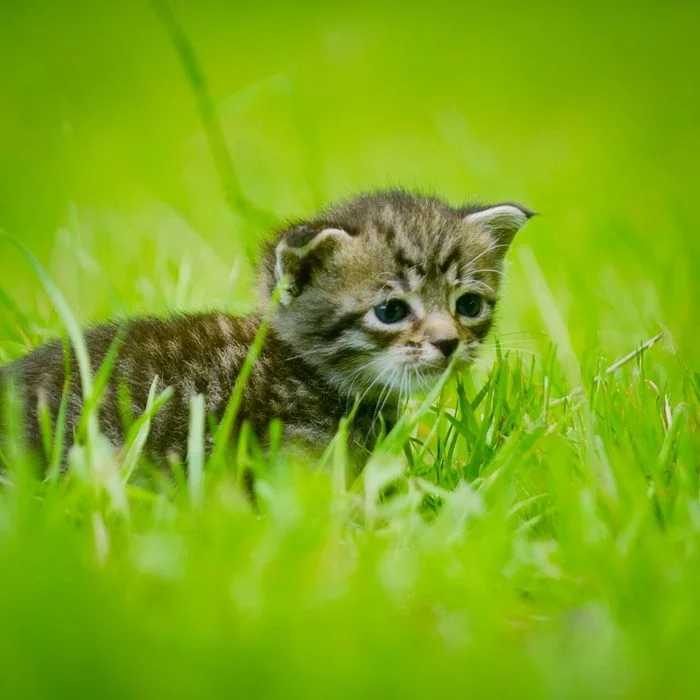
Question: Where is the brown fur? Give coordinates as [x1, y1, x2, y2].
[0, 190, 533, 470]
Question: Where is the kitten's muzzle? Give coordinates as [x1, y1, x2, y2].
[425, 313, 459, 358]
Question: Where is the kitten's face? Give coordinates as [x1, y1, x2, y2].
[261, 191, 532, 400]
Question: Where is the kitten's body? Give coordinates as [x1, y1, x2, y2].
[0, 191, 533, 469]
[0, 314, 383, 465]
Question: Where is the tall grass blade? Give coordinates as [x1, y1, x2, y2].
[187, 393, 206, 508]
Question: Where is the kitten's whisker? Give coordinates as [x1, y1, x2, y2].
[463, 243, 511, 271]
[469, 280, 497, 297]
[401, 367, 411, 409]
[416, 360, 445, 372]
[344, 364, 374, 383]
[375, 366, 400, 414]
[342, 362, 379, 411]
[475, 268, 505, 277]
[370, 369, 399, 435]
[363, 368, 394, 437]
[354, 361, 395, 411]
[480, 345, 543, 358]
[378, 280, 403, 297]
[393, 369, 405, 423]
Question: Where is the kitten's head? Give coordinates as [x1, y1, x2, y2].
[259, 191, 534, 399]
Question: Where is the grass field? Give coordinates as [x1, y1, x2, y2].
[0, 1, 699, 697]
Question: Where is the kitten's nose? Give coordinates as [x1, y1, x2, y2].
[432, 337, 459, 358]
[425, 314, 459, 358]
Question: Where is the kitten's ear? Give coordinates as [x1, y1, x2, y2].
[275, 222, 352, 304]
[463, 203, 535, 251]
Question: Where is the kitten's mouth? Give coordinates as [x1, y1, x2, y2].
[388, 362, 450, 394]
[357, 348, 473, 400]
[399, 351, 474, 384]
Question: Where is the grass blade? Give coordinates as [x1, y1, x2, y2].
[1, 234, 100, 454]
[187, 393, 206, 508]
[151, 0, 275, 239]
[121, 378, 174, 481]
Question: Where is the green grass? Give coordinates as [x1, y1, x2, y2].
[1, 0, 700, 697]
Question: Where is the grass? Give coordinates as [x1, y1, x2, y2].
[1, 0, 700, 697]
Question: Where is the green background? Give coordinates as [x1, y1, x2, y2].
[1, 0, 698, 360]
[0, 2, 699, 698]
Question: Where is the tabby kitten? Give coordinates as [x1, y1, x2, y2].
[0, 191, 533, 468]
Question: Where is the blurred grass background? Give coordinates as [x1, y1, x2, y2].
[1, 0, 698, 360]
[0, 1, 699, 698]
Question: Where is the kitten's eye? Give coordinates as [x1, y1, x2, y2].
[374, 299, 410, 324]
[456, 293, 483, 318]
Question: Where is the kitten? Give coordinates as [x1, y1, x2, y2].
[0, 190, 533, 470]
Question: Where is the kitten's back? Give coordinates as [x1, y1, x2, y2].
[0, 313, 258, 462]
